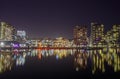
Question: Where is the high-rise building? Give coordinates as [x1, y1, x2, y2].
[0, 22, 15, 41]
[16, 30, 27, 43]
[112, 25, 120, 41]
[73, 25, 88, 46]
[90, 22, 104, 46]
[106, 25, 120, 47]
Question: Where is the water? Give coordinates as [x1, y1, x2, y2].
[0, 48, 120, 79]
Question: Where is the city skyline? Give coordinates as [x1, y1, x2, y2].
[0, 21, 119, 49]
[0, 0, 120, 38]
[0, 21, 119, 39]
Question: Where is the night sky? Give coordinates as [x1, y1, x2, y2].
[0, 0, 120, 39]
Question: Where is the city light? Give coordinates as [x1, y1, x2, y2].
[0, 42, 4, 47]
[0, 21, 120, 76]
[0, 21, 119, 48]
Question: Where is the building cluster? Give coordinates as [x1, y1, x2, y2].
[30, 37, 73, 47]
[0, 22, 15, 41]
[74, 22, 120, 47]
[0, 21, 27, 47]
[0, 21, 120, 48]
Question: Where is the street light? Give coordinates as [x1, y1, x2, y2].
[0, 42, 4, 47]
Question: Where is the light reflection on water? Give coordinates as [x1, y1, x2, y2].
[0, 48, 120, 75]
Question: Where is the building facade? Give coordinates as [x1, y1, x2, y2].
[53, 37, 70, 47]
[0, 22, 15, 41]
[90, 22, 104, 46]
[73, 25, 88, 47]
[105, 25, 120, 47]
[17, 30, 27, 42]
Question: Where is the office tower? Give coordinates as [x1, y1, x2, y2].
[111, 25, 120, 47]
[91, 22, 104, 46]
[73, 25, 88, 47]
[0, 22, 15, 41]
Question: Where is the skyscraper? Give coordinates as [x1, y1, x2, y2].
[90, 22, 104, 46]
[0, 22, 15, 41]
[73, 25, 88, 47]
[112, 25, 120, 42]
[106, 25, 120, 47]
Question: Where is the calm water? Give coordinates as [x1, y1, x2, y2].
[0, 48, 120, 79]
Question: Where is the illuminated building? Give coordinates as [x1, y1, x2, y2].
[73, 25, 88, 47]
[17, 30, 26, 39]
[41, 38, 53, 47]
[105, 25, 120, 47]
[30, 39, 40, 47]
[16, 30, 27, 42]
[0, 22, 15, 41]
[105, 30, 112, 42]
[90, 22, 104, 46]
[53, 37, 70, 47]
[112, 25, 120, 47]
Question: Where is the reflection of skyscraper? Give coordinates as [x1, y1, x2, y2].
[74, 50, 88, 71]
[16, 55, 25, 66]
[73, 25, 88, 46]
[91, 22, 104, 45]
[0, 53, 13, 73]
[0, 22, 15, 41]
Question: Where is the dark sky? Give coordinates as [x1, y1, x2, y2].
[0, 0, 120, 39]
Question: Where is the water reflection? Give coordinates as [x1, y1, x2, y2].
[74, 48, 120, 74]
[74, 50, 88, 71]
[0, 52, 13, 73]
[91, 48, 120, 74]
[0, 48, 120, 74]
[16, 52, 26, 66]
